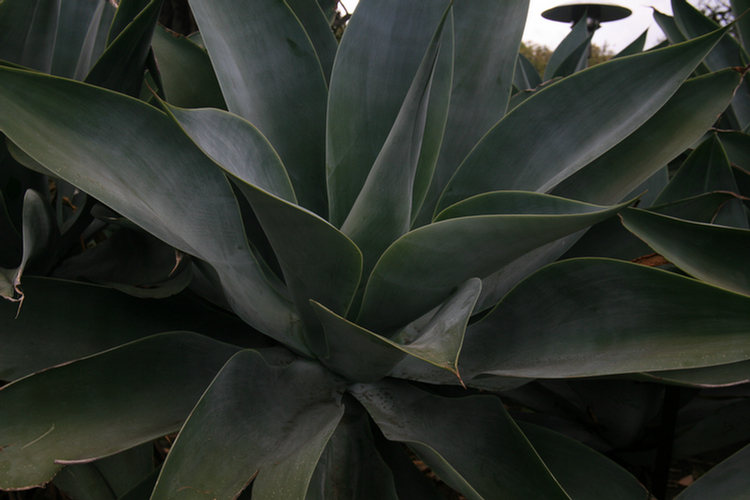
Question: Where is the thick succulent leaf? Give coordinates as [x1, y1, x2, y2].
[306, 398, 399, 500]
[233, 179, 363, 358]
[673, 442, 750, 499]
[188, 0, 328, 216]
[436, 28, 728, 213]
[653, 9, 687, 45]
[84, 0, 161, 96]
[654, 134, 748, 228]
[357, 192, 632, 333]
[164, 104, 296, 203]
[340, 6, 451, 276]
[0, 191, 20, 267]
[552, 70, 741, 205]
[519, 423, 650, 500]
[73, 0, 116, 81]
[285, 0, 337, 85]
[544, 14, 589, 81]
[351, 380, 572, 500]
[50, 228, 192, 299]
[732, 0, 750, 54]
[0, 0, 59, 73]
[312, 278, 480, 382]
[0, 67, 304, 350]
[613, 30, 648, 59]
[151, 26, 226, 109]
[672, 0, 750, 129]
[647, 192, 740, 223]
[370, 428, 444, 500]
[465, 258, 750, 378]
[51, 0, 108, 78]
[0, 190, 58, 307]
[672, 399, 750, 459]
[514, 52, 542, 90]
[549, 31, 595, 80]
[326, 0, 451, 226]
[414, 0, 529, 226]
[638, 360, 750, 387]
[0, 332, 241, 490]
[317, 0, 337, 25]
[620, 208, 750, 296]
[54, 444, 154, 500]
[151, 350, 345, 500]
[0, 276, 269, 382]
[164, 102, 363, 354]
[107, 0, 152, 45]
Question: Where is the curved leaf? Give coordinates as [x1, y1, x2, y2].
[358, 192, 632, 333]
[414, 0, 529, 226]
[351, 380, 571, 500]
[0, 67, 304, 350]
[638, 360, 750, 387]
[0, 333, 241, 490]
[151, 26, 226, 109]
[552, 70, 741, 205]
[465, 258, 750, 378]
[285, 0, 337, 85]
[544, 14, 589, 81]
[188, 0, 328, 215]
[672, 0, 750, 129]
[0, 0, 59, 73]
[620, 208, 750, 296]
[151, 350, 345, 500]
[519, 423, 649, 500]
[51, 0, 108, 78]
[437, 28, 728, 213]
[674, 442, 750, 499]
[0, 277, 267, 382]
[325, 0, 452, 226]
[340, 5, 452, 276]
[312, 277, 480, 383]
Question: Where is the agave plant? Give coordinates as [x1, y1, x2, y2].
[2, 0, 750, 499]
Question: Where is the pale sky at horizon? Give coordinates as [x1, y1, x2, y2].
[337, 1, 706, 53]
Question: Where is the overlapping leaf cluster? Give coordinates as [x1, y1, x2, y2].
[1, 0, 750, 499]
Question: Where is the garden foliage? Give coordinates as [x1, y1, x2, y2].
[1, 0, 750, 499]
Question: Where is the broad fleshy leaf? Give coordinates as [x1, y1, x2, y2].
[638, 360, 750, 387]
[151, 350, 345, 500]
[285, 0, 337, 85]
[0, 0, 59, 73]
[0, 276, 271, 382]
[414, 0, 529, 226]
[351, 380, 572, 500]
[0, 67, 305, 351]
[151, 26, 226, 109]
[620, 208, 750, 296]
[672, 0, 750, 129]
[326, 0, 451, 226]
[519, 423, 650, 500]
[464, 258, 750, 378]
[358, 192, 632, 333]
[0, 333, 241, 490]
[544, 14, 589, 81]
[312, 277, 480, 382]
[673, 442, 750, 499]
[340, 5, 452, 276]
[552, 70, 742, 205]
[437, 28, 728, 213]
[653, 134, 748, 228]
[188, 0, 328, 216]
[51, 0, 109, 78]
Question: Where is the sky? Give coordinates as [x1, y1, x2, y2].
[337, 1, 706, 53]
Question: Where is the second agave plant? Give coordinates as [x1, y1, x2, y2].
[1, 0, 750, 498]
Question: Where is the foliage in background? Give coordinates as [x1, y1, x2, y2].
[1, 1, 750, 500]
[520, 41, 614, 75]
